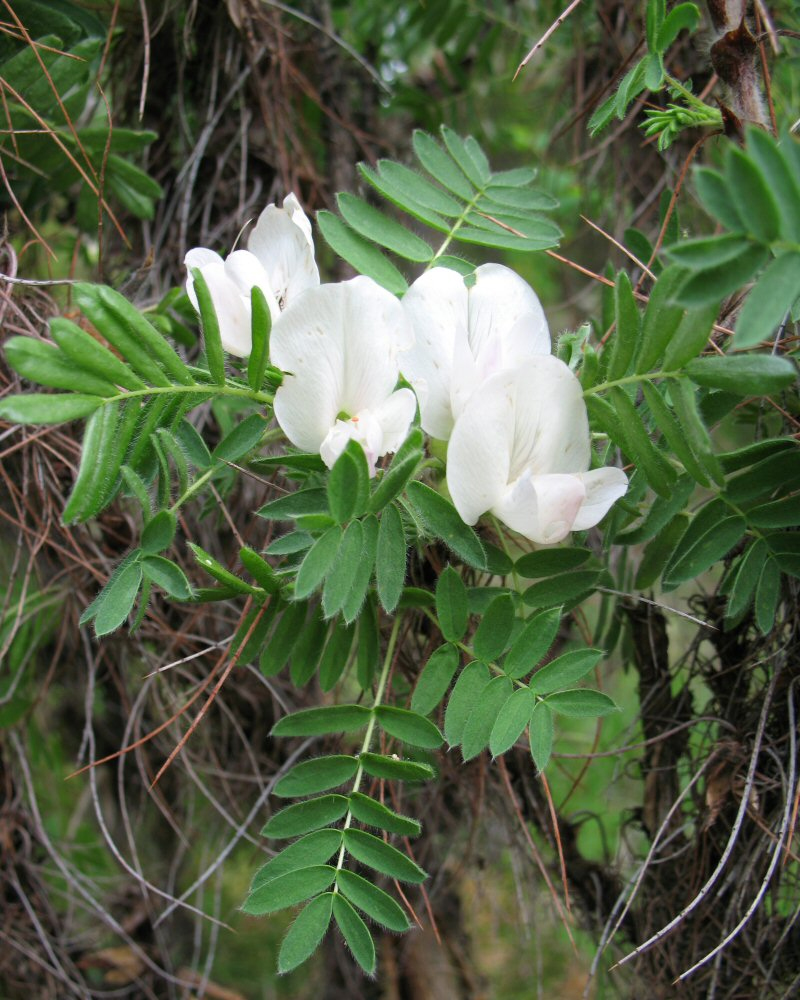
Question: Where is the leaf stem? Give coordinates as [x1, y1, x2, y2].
[99, 382, 274, 407]
[333, 614, 403, 879]
[582, 368, 679, 396]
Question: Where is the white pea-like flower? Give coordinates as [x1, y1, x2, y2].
[270, 276, 417, 476]
[400, 263, 551, 440]
[446, 355, 628, 544]
[184, 193, 319, 357]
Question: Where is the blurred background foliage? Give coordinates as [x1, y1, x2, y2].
[1, 1, 799, 998]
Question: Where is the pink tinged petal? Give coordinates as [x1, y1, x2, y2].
[468, 263, 551, 371]
[401, 267, 466, 439]
[271, 278, 408, 454]
[493, 471, 586, 545]
[374, 388, 417, 455]
[247, 202, 319, 310]
[505, 356, 591, 480]
[572, 467, 629, 531]
[446, 374, 515, 525]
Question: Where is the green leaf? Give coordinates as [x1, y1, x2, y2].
[336, 869, 410, 932]
[188, 543, 258, 594]
[271, 704, 371, 737]
[642, 381, 710, 485]
[61, 400, 123, 522]
[503, 607, 561, 680]
[278, 894, 333, 974]
[436, 565, 469, 642]
[754, 557, 781, 633]
[607, 271, 640, 381]
[724, 145, 781, 243]
[322, 520, 364, 619]
[267, 531, 314, 556]
[189, 268, 225, 384]
[259, 602, 306, 676]
[369, 444, 422, 513]
[359, 753, 434, 783]
[441, 126, 490, 186]
[635, 512, 689, 589]
[0, 393, 102, 425]
[348, 792, 421, 837]
[607, 386, 677, 497]
[93, 559, 143, 636]
[376, 503, 407, 613]
[530, 648, 603, 695]
[49, 317, 146, 392]
[725, 539, 768, 621]
[374, 706, 443, 749]
[529, 703, 554, 772]
[74, 283, 192, 386]
[484, 186, 558, 211]
[545, 689, 619, 717]
[359, 163, 449, 230]
[444, 660, 490, 746]
[4, 336, 116, 397]
[372, 159, 463, 215]
[258, 488, 329, 521]
[248, 285, 272, 391]
[666, 233, 753, 269]
[333, 894, 375, 975]
[242, 866, 336, 915]
[684, 355, 796, 396]
[662, 500, 746, 590]
[734, 252, 800, 350]
[343, 829, 427, 883]
[635, 265, 687, 373]
[141, 509, 177, 554]
[523, 571, 600, 608]
[668, 380, 723, 485]
[141, 555, 193, 599]
[412, 643, 461, 716]
[251, 830, 342, 889]
[337, 192, 433, 262]
[239, 547, 281, 594]
[290, 608, 328, 686]
[405, 481, 486, 569]
[342, 515, 378, 625]
[746, 496, 800, 530]
[413, 129, 473, 200]
[489, 688, 535, 758]
[261, 795, 350, 839]
[725, 448, 800, 505]
[766, 533, 800, 578]
[318, 620, 356, 691]
[274, 756, 359, 798]
[657, 3, 700, 49]
[472, 593, 515, 663]
[295, 526, 342, 600]
[460, 675, 514, 760]
[328, 439, 370, 524]
[694, 167, 745, 231]
[317, 210, 408, 295]
[677, 245, 769, 306]
[615, 475, 693, 545]
[515, 548, 590, 578]
[212, 412, 266, 462]
[662, 302, 719, 371]
[746, 128, 800, 242]
[646, 0, 665, 50]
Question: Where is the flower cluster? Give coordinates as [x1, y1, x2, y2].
[186, 196, 627, 544]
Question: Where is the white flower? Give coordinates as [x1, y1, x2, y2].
[446, 355, 628, 544]
[270, 276, 417, 475]
[184, 193, 319, 357]
[400, 263, 551, 440]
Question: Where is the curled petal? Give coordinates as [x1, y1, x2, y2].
[493, 471, 586, 545]
[247, 197, 319, 310]
[320, 410, 383, 474]
[572, 467, 629, 531]
[374, 388, 417, 455]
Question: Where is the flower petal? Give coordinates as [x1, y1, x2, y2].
[572, 467, 629, 531]
[468, 263, 551, 372]
[505, 356, 591, 479]
[282, 193, 314, 246]
[400, 266, 466, 439]
[192, 259, 253, 356]
[374, 388, 417, 455]
[446, 373, 515, 524]
[247, 199, 319, 310]
[493, 471, 586, 545]
[184, 247, 223, 310]
[271, 277, 411, 453]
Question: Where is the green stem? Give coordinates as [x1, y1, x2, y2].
[665, 74, 721, 120]
[430, 189, 485, 263]
[582, 368, 679, 397]
[333, 614, 404, 880]
[99, 382, 274, 408]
